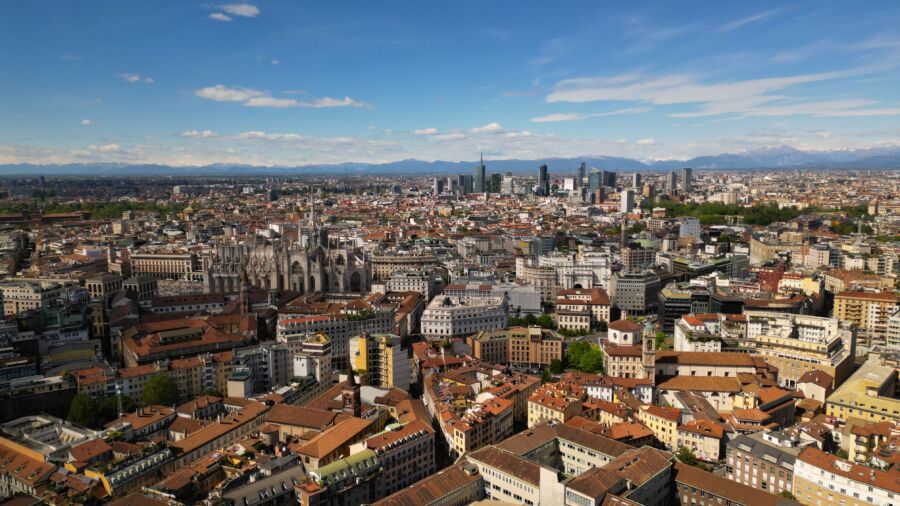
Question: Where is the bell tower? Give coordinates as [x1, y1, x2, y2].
[642, 337, 656, 383]
[341, 371, 361, 417]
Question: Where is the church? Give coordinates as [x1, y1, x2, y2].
[203, 202, 371, 295]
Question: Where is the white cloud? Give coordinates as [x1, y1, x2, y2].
[636, 138, 657, 145]
[195, 84, 265, 102]
[181, 130, 218, 138]
[89, 144, 119, 153]
[245, 96, 299, 108]
[531, 107, 652, 123]
[471, 122, 502, 133]
[531, 113, 581, 123]
[119, 73, 154, 84]
[719, 9, 783, 33]
[547, 68, 900, 118]
[195, 85, 368, 109]
[414, 128, 438, 135]
[271, 59, 280, 65]
[220, 3, 259, 18]
[209, 12, 232, 22]
[80, 119, 92, 126]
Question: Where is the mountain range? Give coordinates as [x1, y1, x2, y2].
[2, 145, 900, 176]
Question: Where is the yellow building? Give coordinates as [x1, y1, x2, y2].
[467, 326, 563, 367]
[349, 333, 410, 391]
[826, 359, 900, 424]
[834, 291, 900, 347]
[527, 390, 583, 428]
[637, 405, 681, 450]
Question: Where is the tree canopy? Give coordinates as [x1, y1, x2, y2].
[140, 375, 180, 406]
[566, 341, 604, 374]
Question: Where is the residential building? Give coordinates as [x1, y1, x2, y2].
[793, 447, 900, 506]
[349, 333, 410, 391]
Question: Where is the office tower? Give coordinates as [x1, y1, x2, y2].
[577, 162, 586, 188]
[474, 151, 486, 193]
[642, 183, 655, 199]
[666, 171, 678, 195]
[620, 189, 634, 213]
[501, 172, 514, 195]
[588, 168, 602, 190]
[488, 173, 502, 193]
[457, 174, 473, 194]
[600, 170, 617, 188]
[538, 164, 550, 196]
[432, 177, 444, 196]
[446, 176, 455, 193]
[681, 168, 693, 193]
[632, 173, 641, 188]
[594, 187, 606, 203]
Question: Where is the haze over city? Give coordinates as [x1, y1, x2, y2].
[1, 3, 900, 506]
[4, 1, 900, 167]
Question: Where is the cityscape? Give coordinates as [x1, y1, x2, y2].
[2, 2, 900, 506]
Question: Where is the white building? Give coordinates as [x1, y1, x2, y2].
[420, 296, 507, 340]
[679, 217, 702, 239]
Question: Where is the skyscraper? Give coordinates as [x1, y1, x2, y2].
[632, 173, 641, 188]
[538, 164, 550, 196]
[577, 162, 586, 188]
[457, 174, 473, 194]
[681, 167, 693, 193]
[432, 177, 444, 196]
[600, 170, 617, 188]
[501, 172, 514, 195]
[620, 189, 634, 213]
[588, 168, 602, 190]
[666, 171, 678, 195]
[474, 151, 486, 193]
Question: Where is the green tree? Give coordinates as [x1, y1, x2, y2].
[566, 341, 591, 369]
[524, 313, 537, 326]
[202, 388, 224, 397]
[536, 314, 555, 329]
[779, 491, 796, 500]
[677, 446, 709, 471]
[140, 375, 179, 407]
[578, 347, 604, 374]
[67, 393, 99, 428]
[541, 369, 553, 384]
[598, 320, 608, 332]
[548, 359, 563, 374]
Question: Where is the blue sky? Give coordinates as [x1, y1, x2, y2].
[2, 1, 900, 166]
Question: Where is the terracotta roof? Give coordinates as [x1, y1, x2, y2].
[657, 375, 742, 393]
[297, 417, 373, 459]
[603, 446, 673, 487]
[266, 404, 344, 430]
[608, 319, 641, 332]
[678, 419, 725, 439]
[373, 461, 481, 506]
[798, 370, 834, 389]
[673, 462, 793, 506]
[468, 446, 540, 486]
[69, 439, 112, 462]
[798, 447, 900, 493]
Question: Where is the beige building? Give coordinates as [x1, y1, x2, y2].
[467, 326, 564, 367]
[826, 359, 900, 424]
[793, 447, 900, 506]
[834, 291, 900, 347]
[745, 311, 855, 388]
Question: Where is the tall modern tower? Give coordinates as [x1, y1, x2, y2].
[681, 168, 693, 193]
[632, 173, 642, 188]
[600, 170, 616, 188]
[473, 151, 486, 193]
[588, 168, 602, 190]
[538, 164, 550, 196]
[577, 162, 586, 188]
[666, 171, 678, 195]
[620, 189, 634, 213]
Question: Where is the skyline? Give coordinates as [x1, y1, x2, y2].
[3, 1, 900, 167]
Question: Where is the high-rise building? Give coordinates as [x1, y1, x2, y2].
[588, 168, 602, 190]
[538, 164, 550, 196]
[473, 152, 486, 193]
[620, 189, 634, 213]
[456, 174, 473, 194]
[681, 167, 692, 193]
[601, 170, 617, 188]
[432, 177, 444, 196]
[666, 171, 678, 195]
[501, 172, 514, 195]
[577, 162, 586, 188]
[349, 333, 410, 391]
[632, 173, 641, 188]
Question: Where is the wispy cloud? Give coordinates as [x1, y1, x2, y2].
[529, 38, 567, 65]
[194, 85, 368, 109]
[119, 73, 154, 84]
[80, 119, 92, 126]
[547, 66, 900, 118]
[209, 12, 232, 22]
[621, 17, 698, 54]
[413, 128, 438, 135]
[719, 9, 783, 33]
[220, 3, 259, 18]
[471, 122, 503, 133]
[531, 106, 652, 123]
